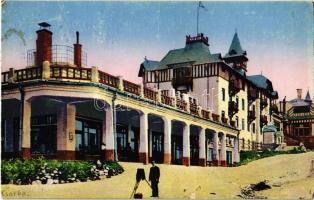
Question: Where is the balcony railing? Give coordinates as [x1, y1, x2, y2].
[2, 71, 10, 84]
[16, 67, 42, 82]
[27, 45, 87, 67]
[201, 110, 210, 119]
[229, 80, 241, 96]
[161, 95, 174, 107]
[190, 102, 198, 115]
[221, 117, 228, 124]
[261, 115, 268, 125]
[123, 80, 140, 96]
[98, 71, 119, 88]
[176, 99, 187, 111]
[261, 98, 268, 109]
[50, 66, 91, 80]
[144, 88, 157, 101]
[212, 113, 220, 122]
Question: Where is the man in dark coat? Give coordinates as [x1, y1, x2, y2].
[149, 161, 160, 197]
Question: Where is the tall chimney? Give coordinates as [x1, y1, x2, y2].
[74, 31, 82, 67]
[296, 89, 302, 99]
[36, 22, 52, 66]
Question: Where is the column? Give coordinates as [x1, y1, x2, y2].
[163, 118, 171, 164]
[233, 137, 240, 164]
[103, 105, 115, 161]
[220, 133, 227, 167]
[139, 112, 148, 164]
[56, 103, 76, 160]
[22, 100, 31, 159]
[182, 123, 190, 166]
[212, 132, 219, 166]
[198, 128, 206, 167]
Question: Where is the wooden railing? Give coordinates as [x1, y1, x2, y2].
[144, 88, 157, 101]
[176, 99, 187, 111]
[15, 67, 42, 82]
[123, 80, 140, 95]
[212, 113, 220, 122]
[2, 71, 9, 84]
[190, 103, 198, 115]
[201, 110, 210, 119]
[221, 117, 228, 124]
[50, 66, 91, 80]
[161, 95, 174, 106]
[98, 71, 119, 88]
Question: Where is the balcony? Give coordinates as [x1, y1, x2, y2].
[229, 80, 241, 96]
[260, 115, 268, 126]
[27, 45, 87, 67]
[260, 98, 268, 110]
[228, 101, 238, 117]
[271, 104, 279, 113]
[248, 88, 258, 104]
[172, 67, 193, 91]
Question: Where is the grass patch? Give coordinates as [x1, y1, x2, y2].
[238, 146, 306, 166]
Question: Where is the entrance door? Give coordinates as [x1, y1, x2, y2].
[171, 135, 183, 164]
[75, 117, 102, 160]
[190, 134, 199, 165]
[149, 131, 164, 163]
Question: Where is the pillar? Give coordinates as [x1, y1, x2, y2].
[182, 123, 190, 166]
[56, 103, 76, 160]
[233, 137, 240, 164]
[212, 132, 219, 166]
[198, 128, 206, 167]
[139, 112, 148, 164]
[103, 105, 115, 161]
[163, 118, 171, 164]
[220, 133, 227, 167]
[42, 61, 50, 79]
[22, 100, 31, 159]
[91, 66, 99, 83]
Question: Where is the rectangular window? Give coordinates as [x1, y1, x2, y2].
[222, 88, 225, 101]
[253, 123, 256, 133]
[242, 118, 245, 130]
[247, 121, 250, 131]
[242, 99, 245, 110]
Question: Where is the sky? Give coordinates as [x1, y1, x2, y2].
[1, 1, 313, 100]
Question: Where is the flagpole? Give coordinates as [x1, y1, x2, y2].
[197, 2, 199, 34]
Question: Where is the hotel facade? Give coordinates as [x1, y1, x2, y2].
[1, 23, 278, 166]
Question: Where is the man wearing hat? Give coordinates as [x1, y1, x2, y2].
[149, 161, 160, 197]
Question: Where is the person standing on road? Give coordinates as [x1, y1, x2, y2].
[149, 161, 160, 197]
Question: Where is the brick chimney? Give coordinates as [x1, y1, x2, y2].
[74, 31, 82, 67]
[36, 22, 52, 66]
[296, 89, 302, 99]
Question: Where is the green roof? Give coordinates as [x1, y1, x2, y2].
[224, 32, 246, 58]
[140, 41, 223, 71]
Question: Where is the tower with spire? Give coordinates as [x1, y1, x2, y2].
[223, 32, 248, 71]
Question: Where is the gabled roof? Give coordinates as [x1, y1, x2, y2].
[224, 32, 246, 58]
[305, 90, 312, 102]
[140, 40, 224, 72]
[138, 59, 160, 77]
[247, 75, 270, 90]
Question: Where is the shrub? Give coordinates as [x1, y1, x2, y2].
[1, 158, 124, 185]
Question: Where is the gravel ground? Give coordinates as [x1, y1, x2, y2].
[2, 152, 314, 199]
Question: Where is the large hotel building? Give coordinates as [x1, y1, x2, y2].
[1, 23, 279, 166]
